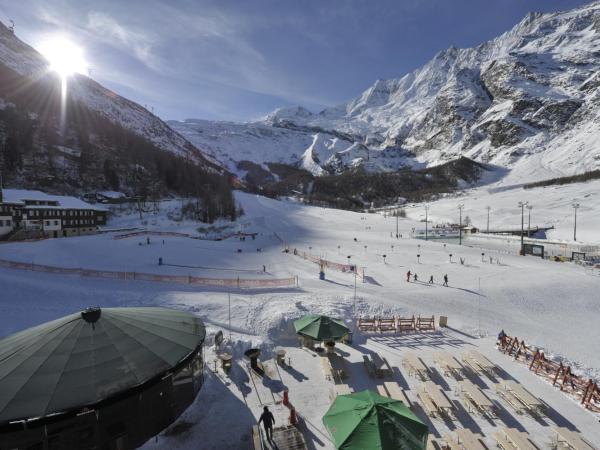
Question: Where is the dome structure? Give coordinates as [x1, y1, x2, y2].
[0, 307, 206, 449]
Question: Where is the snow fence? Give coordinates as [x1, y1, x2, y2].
[0, 259, 298, 289]
[289, 248, 365, 280]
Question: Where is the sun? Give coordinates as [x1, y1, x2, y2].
[38, 36, 88, 78]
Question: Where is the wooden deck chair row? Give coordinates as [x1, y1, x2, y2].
[494, 427, 540, 450]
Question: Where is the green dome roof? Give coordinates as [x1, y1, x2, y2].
[0, 307, 205, 424]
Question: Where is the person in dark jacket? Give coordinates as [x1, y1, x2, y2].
[443, 274, 449, 286]
[258, 406, 275, 441]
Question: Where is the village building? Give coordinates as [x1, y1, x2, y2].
[0, 188, 107, 240]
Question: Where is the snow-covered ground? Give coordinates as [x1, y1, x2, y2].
[0, 187, 599, 449]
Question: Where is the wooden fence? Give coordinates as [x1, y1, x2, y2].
[287, 247, 365, 280]
[0, 258, 298, 290]
[499, 334, 599, 413]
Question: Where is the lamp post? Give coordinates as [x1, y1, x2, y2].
[572, 203, 580, 241]
[458, 204, 464, 245]
[347, 255, 357, 322]
[518, 201, 528, 255]
[486, 206, 491, 233]
[396, 211, 399, 239]
[527, 205, 533, 237]
[424, 205, 429, 241]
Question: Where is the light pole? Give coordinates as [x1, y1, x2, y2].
[424, 205, 429, 241]
[458, 204, 464, 245]
[572, 203, 580, 241]
[527, 205, 533, 237]
[518, 201, 528, 255]
[486, 206, 491, 233]
[396, 211, 399, 239]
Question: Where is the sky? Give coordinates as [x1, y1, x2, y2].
[0, 0, 591, 122]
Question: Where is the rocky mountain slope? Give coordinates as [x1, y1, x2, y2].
[175, 1, 600, 187]
[0, 22, 240, 220]
[0, 21, 216, 167]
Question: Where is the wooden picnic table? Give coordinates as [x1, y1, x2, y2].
[434, 351, 464, 378]
[553, 427, 596, 450]
[383, 381, 412, 407]
[403, 352, 429, 379]
[458, 380, 494, 416]
[502, 381, 545, 414]
[455, 429, 488, 450]
[465, 350, 496, 373]
[421, 381, 454, 414]
[495, 427, 539, 450]
[445, 429, 487, 450]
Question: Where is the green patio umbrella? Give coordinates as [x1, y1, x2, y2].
[323, 390, 428, 450]
[293, 314, 349, 341]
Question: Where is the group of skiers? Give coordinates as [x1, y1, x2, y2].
[406, 270, 448, 286]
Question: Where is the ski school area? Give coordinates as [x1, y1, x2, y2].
[0, 191, 599, 449]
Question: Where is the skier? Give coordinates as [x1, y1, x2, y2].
[263, 265, 266, 272]
[428, 275, 434, 284]
[258, 406, 275, 441]
[406, 270, 411, 282]
[413, 273, 418, 282]
[443, 274, 448, 287]
[146, 237, 150, 245]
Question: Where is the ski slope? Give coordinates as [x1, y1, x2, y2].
[0, 186, 599, 448]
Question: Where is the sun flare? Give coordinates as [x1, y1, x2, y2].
[38, 36, 88, 78]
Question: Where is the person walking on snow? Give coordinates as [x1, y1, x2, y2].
[413, 273, 418, 282]
[258, 406, 275, 441]
[443, 274, 449, 287]
[428, 275, 434, 284]
[406, 270, 411, 282]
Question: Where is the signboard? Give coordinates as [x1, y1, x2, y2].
[523, 243, 544, 258]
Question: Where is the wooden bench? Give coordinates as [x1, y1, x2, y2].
[370, 352, 393, 377]
[330, 383, 354, 401]
[252, 425, 263, 450]
[329, 354, 349, 381]
[321, 356, 334, 381]
[502, 380, 546, 417]
[463, 350, 496, 377]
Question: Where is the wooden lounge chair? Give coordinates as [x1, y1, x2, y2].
[358, 317, 377, 332]
[417, 315, 436, 331]
[397, 315, 416, 333]
[495, 427, 540, 450]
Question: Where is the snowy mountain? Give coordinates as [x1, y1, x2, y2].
[0, 21, 219, 170]
[175, 1, 600, 186]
